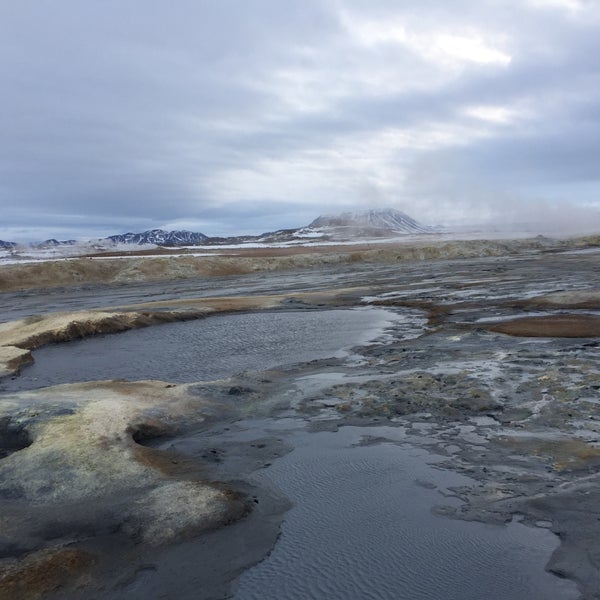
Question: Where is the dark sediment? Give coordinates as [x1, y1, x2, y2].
[1, 244, 600, 598]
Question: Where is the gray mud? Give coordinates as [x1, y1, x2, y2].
[2, 248, 600, 599]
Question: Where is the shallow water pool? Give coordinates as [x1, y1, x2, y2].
[3, 308, 412, 391]
[231, 424, 579, 600]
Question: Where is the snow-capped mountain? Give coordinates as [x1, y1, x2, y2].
[106, 229, 208, 246]
[0, 209, 435, 258]
[304, 208, 432, 236]
[38, 239, 77, 247]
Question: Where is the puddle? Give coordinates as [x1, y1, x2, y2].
[2, 308, 417, 391]
[231, 424, 579, 600]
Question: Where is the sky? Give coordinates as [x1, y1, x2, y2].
[2, 0, 600, 241]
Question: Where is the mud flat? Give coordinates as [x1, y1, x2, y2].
[1, 237, 600, 598]
[1, 233, 599, 293]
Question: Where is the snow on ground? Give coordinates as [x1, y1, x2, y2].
[0, 229, 582, 266]
[88, 252, 220, 261]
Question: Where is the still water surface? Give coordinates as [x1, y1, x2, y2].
[3, 308, 401, 391]
[232, 424, 578, 600]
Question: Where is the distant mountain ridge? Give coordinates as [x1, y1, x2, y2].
[0, 209, 433, 250]
[42, 239, 76, 246]
[106, 229, 209, 246]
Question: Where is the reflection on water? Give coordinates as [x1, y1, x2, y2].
[233, 424, 579, 600]
[3, 308, 404, 391]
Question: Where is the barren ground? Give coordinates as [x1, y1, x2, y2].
[1, 235, 600, 599]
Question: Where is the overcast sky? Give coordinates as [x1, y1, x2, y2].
[2, 0, 600, 241]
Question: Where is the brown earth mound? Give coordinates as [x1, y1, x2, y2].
[487, 314, 600, 337]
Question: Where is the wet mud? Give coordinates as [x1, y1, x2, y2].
[1, 242, 600, 598]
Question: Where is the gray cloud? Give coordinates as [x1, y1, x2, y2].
[1, 0, 600, 241]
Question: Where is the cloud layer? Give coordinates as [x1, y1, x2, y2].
[2, 0, 600, 240]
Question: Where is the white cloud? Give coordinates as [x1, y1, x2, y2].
[435, 35, 511, 67]
[340, 10, 511, 73]
[528, 0, 585, 12]
[464, 105, 522, 124]
[202, 116, 502, 216]
[2, 0, 600, 239]
[340, 17, 409, 47]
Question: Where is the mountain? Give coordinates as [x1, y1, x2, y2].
[106, 229, 209, 246]
[38, 239, 77, 247]
[1, 209, 434, 254]
[304, 208, 431, 237]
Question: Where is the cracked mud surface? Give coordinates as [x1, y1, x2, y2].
[1, 241, 600, 598]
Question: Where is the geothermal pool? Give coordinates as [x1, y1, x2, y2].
[1, 306, 581, 599]
[156, 419, 578, 600]
[3, 307, 412, 391]
[230, 424, 578, 600]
